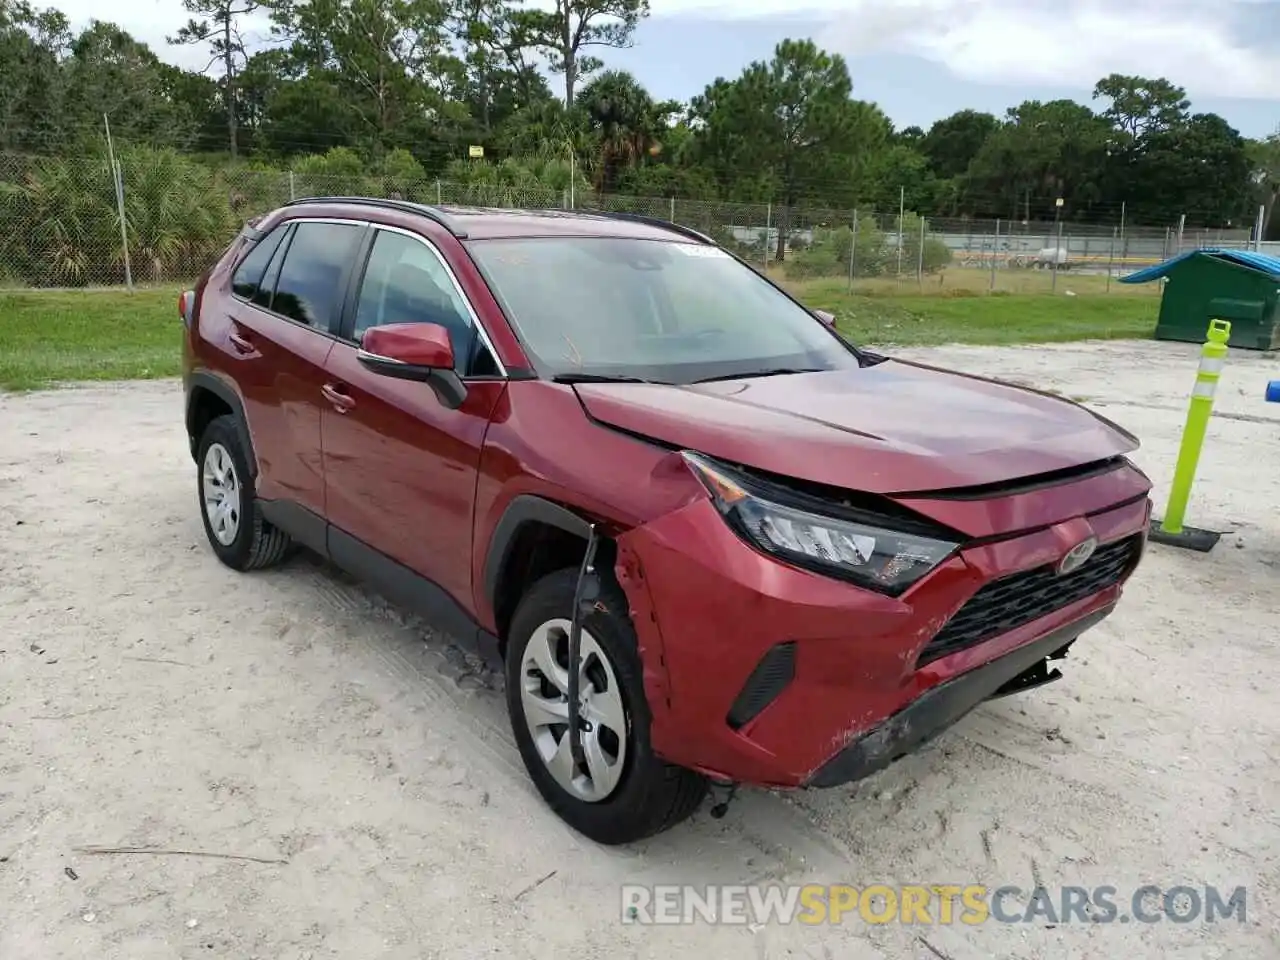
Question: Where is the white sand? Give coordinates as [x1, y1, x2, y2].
[1, 339, 1277, 958]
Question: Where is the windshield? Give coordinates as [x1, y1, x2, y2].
[465, 237, 859, 382]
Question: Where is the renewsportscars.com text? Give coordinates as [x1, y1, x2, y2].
[621, 883, 1247, 926]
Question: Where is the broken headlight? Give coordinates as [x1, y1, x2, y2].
[682, 451, 959, 596]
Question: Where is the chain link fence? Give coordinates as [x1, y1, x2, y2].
[0, 151, 1265, 290]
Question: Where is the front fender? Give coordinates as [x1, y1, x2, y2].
[613, 531, 676, 747]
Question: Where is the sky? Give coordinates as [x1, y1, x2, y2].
[47, 0, 1280, 138]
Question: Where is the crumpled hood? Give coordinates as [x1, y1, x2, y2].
[572, 360, 1138, 495]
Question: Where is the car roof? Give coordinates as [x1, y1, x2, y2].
[277, 197, 707, 243]
[443, 206, 697, 241]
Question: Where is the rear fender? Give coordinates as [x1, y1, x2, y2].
[185, 370, 257, 476]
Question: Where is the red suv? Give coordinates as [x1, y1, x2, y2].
[181, 198, 1151, 844]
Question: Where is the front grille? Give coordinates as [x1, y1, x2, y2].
[917, 535, 1141, 667]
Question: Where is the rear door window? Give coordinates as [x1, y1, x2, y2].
[270, 221, 366, 332]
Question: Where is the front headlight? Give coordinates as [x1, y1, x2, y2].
[682, 451, 959, 596]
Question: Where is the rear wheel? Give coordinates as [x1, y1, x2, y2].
[505, 567, 707, 844]
[196, 415, 291, 571]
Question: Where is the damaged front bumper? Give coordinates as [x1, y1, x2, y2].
[615, 493, 1145, 790]
[804, 605, 1110, 787]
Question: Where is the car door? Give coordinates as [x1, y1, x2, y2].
[223, 217, 367, 519]
[319, 224, 507, 611]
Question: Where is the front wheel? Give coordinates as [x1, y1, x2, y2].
[505, 568, 707, 844]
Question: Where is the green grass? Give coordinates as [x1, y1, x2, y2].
[787, 278, 1159, 347]
[0, 288, 182, 390]
[0, 280, 1160, 390]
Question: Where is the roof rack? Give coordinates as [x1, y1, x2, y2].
[596, 211, 714, 245]
[282, 196, 468, 238]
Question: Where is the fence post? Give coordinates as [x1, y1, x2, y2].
[113, 161, 133, 291]
[991, 218, 999, 291]
[436, 179, 442, 205]
[670, 196, 675, 222]
[289, 170, 295, 201]
[764, 203, 771, 272]
[1119, 200, 1127, 260]
[102, 114, 133, 291]
[1106, 225, 1117, 292]
[847, 209, 859, 292]
[1051, 217, 1063, 292]
[896, 187, 905, 281]
[916, 215, 926, 286]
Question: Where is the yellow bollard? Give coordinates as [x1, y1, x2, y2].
[1148, 318, 1229, 552]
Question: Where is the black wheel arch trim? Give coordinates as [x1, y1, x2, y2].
[186, 370, 257, 477]
[482, 495, 595, 617]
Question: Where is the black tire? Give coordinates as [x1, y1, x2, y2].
[195, 415, 292, 572]
[505, 567, 707, 845]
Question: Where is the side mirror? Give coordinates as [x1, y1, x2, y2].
[357, 322, 466, 409]
[814, 309, 836, 327]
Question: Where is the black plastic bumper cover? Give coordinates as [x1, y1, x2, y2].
[806, 604, 1114, 788]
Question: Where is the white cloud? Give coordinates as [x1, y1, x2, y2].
[660, 0, 1280, 101]
[817, 0, 1280, 101]
[49, 0, 277, 72]
[42, 0, 1280, 101]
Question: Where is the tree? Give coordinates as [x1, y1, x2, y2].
[1135, 113, 1250, 227]
[577, 69, 673, 192]
[689, 39, 882, 260]
[448, 0, 553, 137]
[894, 125, 924, 147]
[0, 1, 70, 152]
[63, 21, 195, 150]
[158, 62, 226, 153]
[921, 109, 998, 180]
[269, 0, 467, 161]
[1249, 130, 1280, 240]
[512, 0, 649, 108]
[495, 97, 591, 168]
[168, 0, 261, 157]
[965, 99, 1111, 221]
[862, 143, 941, 214]
[1093, 74, 1189, 142]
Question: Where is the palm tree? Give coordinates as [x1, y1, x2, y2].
[120, 147, 236, 281]
[577, 70, 672, 195]
[0, 147, 237, 286]
[0, 155, 117, 286]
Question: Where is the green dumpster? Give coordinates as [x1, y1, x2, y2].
[1120, 248, 1280, 351]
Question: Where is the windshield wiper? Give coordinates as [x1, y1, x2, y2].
[552, 373, 671, 385]
[692, 367, 823, 384]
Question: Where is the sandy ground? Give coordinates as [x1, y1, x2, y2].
[1, 339, 1278, 959]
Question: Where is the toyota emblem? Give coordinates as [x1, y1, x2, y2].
[1056, 536, 1098, 576]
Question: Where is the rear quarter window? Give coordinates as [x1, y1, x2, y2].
[231, 226, 288, 301]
